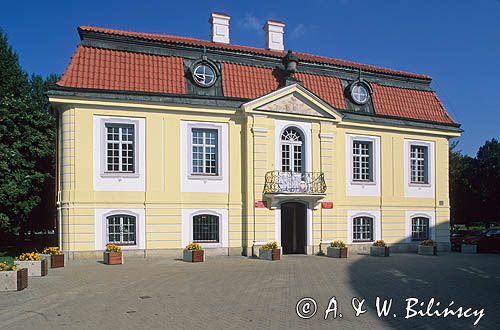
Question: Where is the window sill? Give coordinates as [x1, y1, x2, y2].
[101, 172, 140, 179]
[350, 180, 377, 186]
[351, 240, 374, 244]
[188, 174, 223, 181]
[408, 183, 432, 188]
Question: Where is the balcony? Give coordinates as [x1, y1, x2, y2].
[263, 171, 327, 208]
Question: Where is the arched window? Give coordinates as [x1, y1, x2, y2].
[281, 127, 303, 173]
[107, 214, 136, 245]
[411, 217, 429, 241]
[352, 216, 373, 242]
[193, 214, 220, 243]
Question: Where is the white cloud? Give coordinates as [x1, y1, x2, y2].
[239, 13, 262, 31]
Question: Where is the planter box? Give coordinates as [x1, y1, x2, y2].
[461, 244, 477, 254]
[327, 247, 348, 258]
[183, 249, 205, 263]
[259, 248, 281, 261]
[418, 245, 437, 256]
[0, 268, 28, 292]
[14, 259, 48, 277]
[39, 254, 51, 268]
[103, 251, 123, 265]
[370, 246, 390, 257]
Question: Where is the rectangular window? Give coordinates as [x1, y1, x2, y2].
[352, 141, 372, 181]
[107, 215, 136, 245]
[191, 128, 218, 175]
[411, 217, 429, 241]
[353, 217, 374, 241]
[106, 124, 135, 173]
[193, 214, 220, 243]
[410, 145, 428, 184]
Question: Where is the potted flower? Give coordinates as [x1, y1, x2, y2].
[418, 240, 437, 256]
[370, 240, 390, 257]
[259, 241, 281, 261]
[0, 261, 28, 292]
[40, 247, 65, 268]
[183, 243, 205, 262]
[461, 240, 477, 254]
[327, 240, 348, 258]
[103, 244, 123, 265]
[14, 252, 48, 277]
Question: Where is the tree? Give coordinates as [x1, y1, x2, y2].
[475, 138, 500, 227]
[449, 139, 500, 227]
[0, 31, 56, 234]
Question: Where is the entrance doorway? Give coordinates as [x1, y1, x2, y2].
[281, 202, 307, 254]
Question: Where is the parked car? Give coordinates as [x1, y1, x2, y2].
[461, 229, 500, 253]
[450, 230, 482, 251]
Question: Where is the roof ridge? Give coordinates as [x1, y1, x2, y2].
[78, 25, 432, 80]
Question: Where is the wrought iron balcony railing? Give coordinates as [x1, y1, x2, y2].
[263, 171, 327, 194]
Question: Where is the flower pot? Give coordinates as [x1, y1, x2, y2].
[14, 259, 48, 277]
[183, 249, 205, 262]
[50, 254, 65, 268]
[370, 246, 390, 257]
[0, 268, 28, 292]
[418, 245, 437, 256]
[103, 251, 123, 265]
[461, 244, 477, 254]
[327, 247, 348, 258]
[39, 254, 52, 268]
[259, 248, 281, 261]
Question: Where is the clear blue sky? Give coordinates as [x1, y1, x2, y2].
[1, 0, 499, 156]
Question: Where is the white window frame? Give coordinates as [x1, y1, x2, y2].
[352, 140, 373, 182]
[106, 214, 137, 245]
[404, 139, 435, 197]
[182, 209, 228, 248]
[410, 216, 430, 241]
[94, 116, 145, 191]
[187, 123, 223, 180]
[100, 118, 140, 178]
[405, 211, 435, 243]
[95, 208, 145, 250]
[346, 134, 380, 196]
[280, 126, 305, 173]
[352, 216, 374, 242]
[104, 123, 136, 174]
[347, 210, 381, 244]
[409, 144, 429, 184]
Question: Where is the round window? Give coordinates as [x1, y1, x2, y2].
[351, 83, 369, 104]
[193, 64, 216, 87]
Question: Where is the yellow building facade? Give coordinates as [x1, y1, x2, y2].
[49, 20, 461, 259]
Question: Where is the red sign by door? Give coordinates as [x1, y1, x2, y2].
[321, 201, 333, 209]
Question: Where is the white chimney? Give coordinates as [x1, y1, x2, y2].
[263, 20, 285, 51]
[210, 12, 230, 44]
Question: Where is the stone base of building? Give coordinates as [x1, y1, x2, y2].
[63, 247, 243, 260]
[317, 242, 451, 255]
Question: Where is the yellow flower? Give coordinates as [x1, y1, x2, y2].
[185, 242, 202, 251]
[42, 247, 62, 255]
[261, 241, 279, 250]
[105, 244, 122, 252]
[17, 252, 41, 261]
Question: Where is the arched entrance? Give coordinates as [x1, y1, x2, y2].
[281, 202, 307, 254]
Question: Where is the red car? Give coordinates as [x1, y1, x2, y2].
[450, 230, 482, 251]
[461, 229, 500, 253]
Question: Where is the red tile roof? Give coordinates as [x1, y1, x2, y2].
[78, 26, 431, 80]
[371, 83, 455, 124]
[58, 45, 185, 94]
[222, 64, 346, 110]
[56, 29, 457, 125]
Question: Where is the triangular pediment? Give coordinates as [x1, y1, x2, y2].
[242, 84, 343, 121]
[257, 92, 332, 118]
